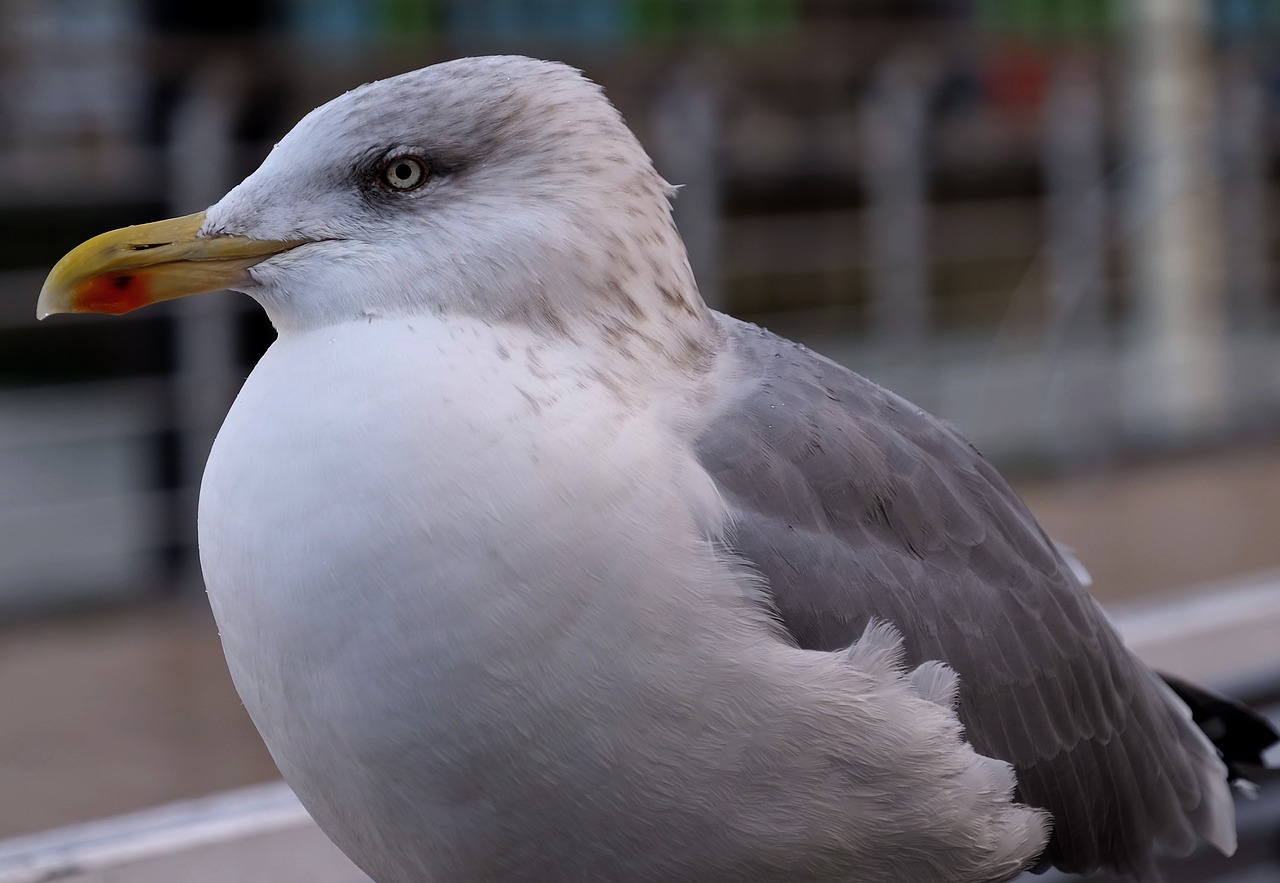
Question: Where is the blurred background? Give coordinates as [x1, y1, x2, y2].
[0, 0, 1278, 879]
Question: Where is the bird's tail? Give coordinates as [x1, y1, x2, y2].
[1148, 670, 1280, 864]
[1160, 673, 1279, 791]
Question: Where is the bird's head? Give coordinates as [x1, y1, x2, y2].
[39, 56, 706, 337]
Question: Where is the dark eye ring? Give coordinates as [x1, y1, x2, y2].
[381, 156, 429, 191]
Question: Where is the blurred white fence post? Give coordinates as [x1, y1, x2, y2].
[1218, 54, 1269, 331]
[168, 61, 244, 592]
[1042, 55, 1112, 460]
[860, 57, 929, 361]
[1121, 0, 1227, 444]
[1045, 57, 1107, 340]
[1217, 53, 1275, 432]
[651, 68, 722, 311]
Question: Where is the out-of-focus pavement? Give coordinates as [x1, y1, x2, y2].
[0, 606, 276, 838]
[1019, 445, 1280, 603]
[1, 444, 1279, 839]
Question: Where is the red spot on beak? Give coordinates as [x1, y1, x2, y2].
[77, 273, 152, 315]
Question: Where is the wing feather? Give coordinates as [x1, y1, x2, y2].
[697, 315, 1233, 878]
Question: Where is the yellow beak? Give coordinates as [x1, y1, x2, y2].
[37, 212, 305, 319]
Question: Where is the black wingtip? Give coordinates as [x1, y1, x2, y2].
[1161, 672, 1280, 785]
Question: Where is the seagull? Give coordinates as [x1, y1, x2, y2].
[38, 56, 1277, 883]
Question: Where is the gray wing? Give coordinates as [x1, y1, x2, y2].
[697, 315, 1232, 880]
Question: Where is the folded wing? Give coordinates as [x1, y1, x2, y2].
[697, 315, 1235, 879]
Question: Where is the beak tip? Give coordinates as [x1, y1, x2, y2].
[35, 284, 67, 320]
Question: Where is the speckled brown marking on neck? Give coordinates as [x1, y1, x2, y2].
[524, 345, 550, 381]
[604, 278, 646, 321]
[657, 282, 700, 320]
[587, 367, 628, 400]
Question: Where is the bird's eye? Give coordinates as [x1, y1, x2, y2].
[381, 156, 428, 191]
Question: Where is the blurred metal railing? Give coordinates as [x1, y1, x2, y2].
[0, 62, 251, 604]
[3, 15, 1280, 609]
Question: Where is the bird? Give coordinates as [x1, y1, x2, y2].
[38, 55, 1277, 883]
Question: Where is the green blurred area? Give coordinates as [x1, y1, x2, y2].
[294, 0, 800, 42]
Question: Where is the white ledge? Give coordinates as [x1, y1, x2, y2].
[1113, 569, 1280, 686]
[0, 783, 364, 883]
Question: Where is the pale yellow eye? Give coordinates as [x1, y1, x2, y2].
[382, 156, 428, 191]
